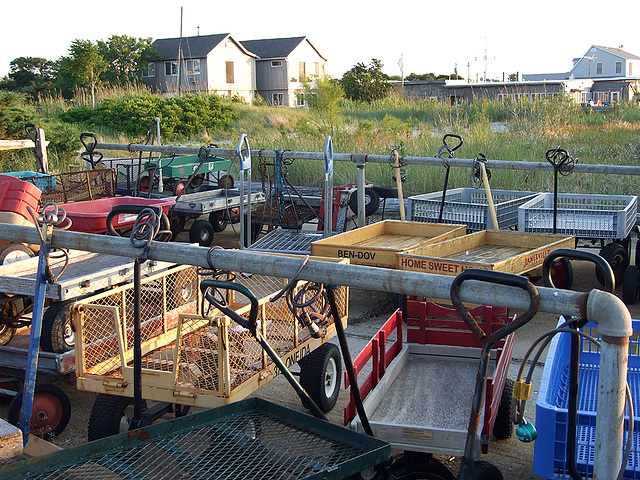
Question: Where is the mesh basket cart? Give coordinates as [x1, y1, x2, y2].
[75, 265, 349, 411]
[0, 397, 390, 480]
[408, 188, 539, 231]
[518, 193, 638, 240]
[39, 168, 116, 204]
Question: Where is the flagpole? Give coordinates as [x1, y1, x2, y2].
[399, 53, 404, 95]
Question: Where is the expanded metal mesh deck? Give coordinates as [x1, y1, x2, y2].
[1, 398, 389, 480]
[250, 228, 327, 254]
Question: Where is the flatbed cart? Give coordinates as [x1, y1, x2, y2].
[0, 250, 183, 351]
[73, 260, 349, 440]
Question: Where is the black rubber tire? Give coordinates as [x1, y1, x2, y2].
[88, 394, 147, 441]
[595, 242, 629, 287]
[189, 219, 215, 246]
[471, 461, 503, 480]
[298, 342, 342, 413]
[549, 257, 574, 290]
[0, 299, 18, 346]
[348, 188, 381, 217]
[622, 265, 640, 305]
[8, 382, 71, 440]
[167, 268, 198, 310]
[218, 174, 234, 189]
[372, 185, 398, 199]
[40, 301, 75, 353]
[136, 173, 156, 194]
[492, 378, 514, 440]
[244, 222, 262, 247]
[0, 244, 35, 265]
[392, 293, 408, 323]
[209, 210, 229, 232]
[636, 237, 640, 267]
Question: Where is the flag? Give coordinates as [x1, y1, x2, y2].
[398, 56, 404, 76]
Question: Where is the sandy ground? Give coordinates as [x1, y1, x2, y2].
[1, 220, 638, 479]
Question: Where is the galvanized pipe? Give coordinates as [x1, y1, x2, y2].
[96, 142, 640, 176]
[0, 223, 631, 479]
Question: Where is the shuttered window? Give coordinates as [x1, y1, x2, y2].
[226, 62, 234, 83]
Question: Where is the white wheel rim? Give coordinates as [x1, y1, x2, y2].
[120, 405, 135, 433]
[324, 357, 338, 397]
[3, 250, 31, 264]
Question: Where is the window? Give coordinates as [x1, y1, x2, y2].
[226, 62, 234, 83]
[630, 63, 633, 76]
[596, 62, 603, 75]
[164, 61, 178, 76]
[611, 91, 619, 103]
[142, 62, 155, 78]
[296, 92, 306, 106]
[314, 62, 320, 77]
[298, 62, 306, 82]
[271, 60, 282, 67]
[186, 59, 200, 75]
[272, 93, 284, 106]
[616, 62, 622, 75]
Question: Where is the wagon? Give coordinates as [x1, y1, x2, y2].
[346, 298, 514, 458]
[397, 230, 575, 283]
[73, 262, 349, 439]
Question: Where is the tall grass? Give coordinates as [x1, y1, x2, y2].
[4, 87, 640, 197]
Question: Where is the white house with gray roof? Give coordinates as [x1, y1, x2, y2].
[142, 33, 257, 102]
[241, 36, 327, 107]
[142, 34, 326, 106]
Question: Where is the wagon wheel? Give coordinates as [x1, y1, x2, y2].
[492, 378, 514, 440]
[470, 461, 503, 480]
[0, 244, 35, 265]
[348, 188, 381, 217]
[595, 242, 629, 287]
[622, 265, 639, 305]
[549, 257, 574, 290]
[8, 382, 71, 440]
[298, 343, 342, 413]
[208, 210, 229, 232]
[167, 268, 198, 310]
[88, 394, 148, 441]
[40, 301, 75, 353]
[218, 174, 234, 189]
[189, 219, 215, 246]
[0, 298, 18, 346]
[190, 173, 205, 188]
[170, 214, 186, 240]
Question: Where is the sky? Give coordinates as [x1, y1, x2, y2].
[2, 0, 639, 82]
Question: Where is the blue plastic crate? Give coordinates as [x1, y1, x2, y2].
[534, 318, 640, 479]
[4, 170, 56, 191]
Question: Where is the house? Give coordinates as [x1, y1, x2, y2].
[241, 36, 327, 107]
[569, 45, 640, 80]
[142, 33, 258, 102]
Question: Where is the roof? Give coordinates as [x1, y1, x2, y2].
[241, 36, 326, 61]
[593, 45, 640, 61]
[152, 33, 257, 60]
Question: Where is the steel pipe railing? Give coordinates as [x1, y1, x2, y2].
[96, 142, 640, 176]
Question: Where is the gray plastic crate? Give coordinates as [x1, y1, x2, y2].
[518, 192, 638, 239]
[407, 188, 538, 231]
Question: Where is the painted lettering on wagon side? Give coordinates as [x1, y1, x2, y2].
[399, 257, 468, 274]
[337, 249, 376, 260]
[522, 248, 552, 270]
[273, 344, 311, 377]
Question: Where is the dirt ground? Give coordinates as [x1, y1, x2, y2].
[1, 223, 638, 479]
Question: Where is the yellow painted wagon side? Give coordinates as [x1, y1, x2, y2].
[311, 219, 466, 268]
[396, 230, 575, 276]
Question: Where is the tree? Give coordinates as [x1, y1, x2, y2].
[340, 59, 391, 102]
[3, 57, 55, 97]
[97, 35, 157, 85]
[303, 76, 344, 131]
[68, 39, 108, 108]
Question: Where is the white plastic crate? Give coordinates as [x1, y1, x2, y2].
[518, 193, 638, 239]
[407, 188, 538, 231]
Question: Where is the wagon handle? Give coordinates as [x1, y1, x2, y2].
[200, 279, 259, 335]
[450, 269, 540, 342]
[442, 133, 463, 152]
[24, 124, 38, 144]
[542, 248, 615, 293]
[80, 132, 97, 153]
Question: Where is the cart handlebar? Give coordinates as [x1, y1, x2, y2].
[450, 269, 540, 342]
[543, 248, 615, 293]
[200, 279, 259, 335]
[442, 133, 463, 153]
